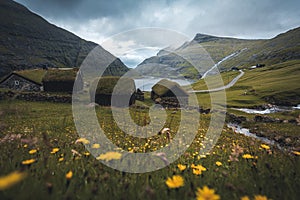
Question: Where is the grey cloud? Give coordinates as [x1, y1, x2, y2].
[14, 0, 300, 40]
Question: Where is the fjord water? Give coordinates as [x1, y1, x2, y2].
[134, 77, 193, 91]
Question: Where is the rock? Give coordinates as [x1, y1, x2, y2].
[226, 113, 246, 124]
[254, 115, 276, 123]
[285, 138, 292, 144]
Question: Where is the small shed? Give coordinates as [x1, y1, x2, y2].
[151, 79, 189, 108]
[90, 77, 136, 107]
[0, 72, 43, 92]
[42, 68, 83, 93]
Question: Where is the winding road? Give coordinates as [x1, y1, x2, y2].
[189, 70, 244, 93]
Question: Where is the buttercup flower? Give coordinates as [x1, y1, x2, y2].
[196, 186, 220, 200]
[96, 152, 122, 161]
[177, 164, 187, 171]
[165, 175, 184, 189]
[21, 159, 35, 165]
[65, 171, 73, 180]
[242, 154, 254, 159]
[215, 161, 222, 166]
[254, 195, 268, 200]
[260, 144, 270, 150]
[29, 149, 37, 154]
[240, 196, 250, 200]
[191, 164, 207, 175]
[50, 148, 59, 154]
[0, 171, 27, 190]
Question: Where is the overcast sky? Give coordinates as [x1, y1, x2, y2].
[14, 0, 300, 67]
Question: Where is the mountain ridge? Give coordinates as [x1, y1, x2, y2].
[135, 27, 299, 78]
[0, 0, 129, 78]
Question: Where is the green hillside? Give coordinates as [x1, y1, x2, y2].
[192, 60, 300, 108]
[220, 27, 300, 70]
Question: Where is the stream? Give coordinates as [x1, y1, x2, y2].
[232, 104, 300, 114]
[227, 123, 285, 151]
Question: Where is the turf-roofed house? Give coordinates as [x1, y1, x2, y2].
[42, 68, 83, 93]
[0, 69, 46, 91]
[91, 76, 136, 107]
[151, 79, 189, 108]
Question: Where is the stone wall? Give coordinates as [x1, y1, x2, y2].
[0, 91, 71, 103]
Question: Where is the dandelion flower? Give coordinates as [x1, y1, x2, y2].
[75, 138, 90, 144]
[65, 171, 73, 180]
[242, 154, 254, 159]
[177, 164, 187, 171]
[58, 157, 64, 162]
[0, 171, 27, 190]
[96, 152, 122, 161]
[28, 149, 37, 154]
[254, 195, 268, 200]
[165, 175, 184, 189]
[92, 144, 100, 149]
[240, 196, 250, 200]
[260, 144, 270, 150]
[50, 148, 59, 154]
[196, 186, 220, 200]
[215, 161, 222, 167]
[21, 159, 35, 165]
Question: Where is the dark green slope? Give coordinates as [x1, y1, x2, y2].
[0, 0, 129, 77]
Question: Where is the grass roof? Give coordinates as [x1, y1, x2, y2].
[15, 69, 47, 84]
[152, 79, 188, 96]
[43, 68, 79, 82]
[93, 76, 136, 95]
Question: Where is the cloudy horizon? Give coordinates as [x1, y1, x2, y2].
[14, 0, 300, 67]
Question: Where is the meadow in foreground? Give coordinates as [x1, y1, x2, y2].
[0, 100, 299, 200]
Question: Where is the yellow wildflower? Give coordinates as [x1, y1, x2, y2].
[65, 171, 73, 180]
[0, 171, 27, 190]
[292, 151, 300, 156]
[75, 138, 90, 144]
[23, 144, 28, 148]
[165, 175, 184, 189]
[196, 186, 220, 200]
[58, 157, 64, 162]
[50, 148, 59, 154]
[240, 196, 250, 200]
[177, 164, 187, 171]
[92, 144, 100, 149]
[28, 149, 37, 154]
[242, 154, 254, 159]
[83, 152, 90, 156]
[96, 152, 122, 161]
[215, 161, 222, 166]
[191, 164, 207, 175]
[254, 195, 268, 200]
[260, 144, 270, 150]
[21, 159, 35, 165]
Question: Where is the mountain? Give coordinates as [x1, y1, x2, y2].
[136, 27, 300, 79]
[135, 33, 259, 79]
[220, 27, 300, 69]
[0, 0, 129, 78]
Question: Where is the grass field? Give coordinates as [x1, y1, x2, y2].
[0, 100, 299, 200]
